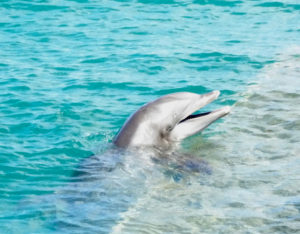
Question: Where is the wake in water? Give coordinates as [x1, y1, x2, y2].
[29, 146, 210, 233]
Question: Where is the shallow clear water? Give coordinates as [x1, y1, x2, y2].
[0, 0, 300, 233]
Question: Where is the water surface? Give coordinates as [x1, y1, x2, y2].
[0, 0, 300, 233]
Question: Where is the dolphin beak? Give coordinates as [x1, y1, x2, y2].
[170, 91, 231, 141]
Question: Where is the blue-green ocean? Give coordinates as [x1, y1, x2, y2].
[1, 0, 300, 233]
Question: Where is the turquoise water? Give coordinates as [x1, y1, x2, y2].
[1, 0, 300, 233]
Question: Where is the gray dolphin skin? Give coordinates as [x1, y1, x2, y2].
[114, 91, 231, 148]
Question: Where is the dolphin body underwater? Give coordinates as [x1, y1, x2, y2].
[114, 90, 231, 149]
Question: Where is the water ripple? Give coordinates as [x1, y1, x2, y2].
[0, 0, 300, 233]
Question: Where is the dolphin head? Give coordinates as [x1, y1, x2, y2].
[113, 91, 230, 148]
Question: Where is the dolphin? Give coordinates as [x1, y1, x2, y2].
[43, 91, 230, 233]
[114, 91, 231, 148]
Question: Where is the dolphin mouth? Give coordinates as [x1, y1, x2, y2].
[170, 91, 231, 141]
[178, 90, 222, 124]
[179, 90, 230, 124]
[179, 111, 212, 123]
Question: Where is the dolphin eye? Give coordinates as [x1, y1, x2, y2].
[166, 125, 173, 132]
